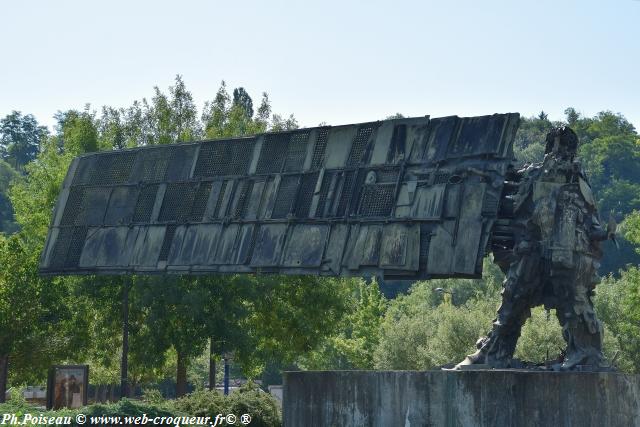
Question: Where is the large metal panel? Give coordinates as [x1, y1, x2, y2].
[40, 113, 520, 279]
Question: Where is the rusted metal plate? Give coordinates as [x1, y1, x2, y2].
[40, 113, 519, 279]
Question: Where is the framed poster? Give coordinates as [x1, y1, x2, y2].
[46, 365, 89, 409]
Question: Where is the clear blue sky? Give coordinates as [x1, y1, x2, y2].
[2, 0, 639, 131]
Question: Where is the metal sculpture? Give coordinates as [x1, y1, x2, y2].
[40, 113, 612, 370]
[40, 113, 519, 279]
[456, 126, 614, 370]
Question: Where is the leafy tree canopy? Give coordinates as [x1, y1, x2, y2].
[0, 111, 48, 171]
[0, 160, 18, 233]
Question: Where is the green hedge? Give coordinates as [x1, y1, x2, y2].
[174, 383, 281, 427]
[0, 383, 281, 426]
[0, 398, 178, 426]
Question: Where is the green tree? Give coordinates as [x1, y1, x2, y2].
[0, 235, 89, 402]
[573, 112, 640, 275]
[0, 111, 48, 171]
[132, 277, 209, 396]
[55, 106, 99, 154]
[232, 87, 254, 119]
[564, 107, 579, 126]
[572, 110, 636, 145]
[512, 113, 557, 164]
[0, 134, 93, 401]
[537, 110, 548, 121]
[373, 286, 498, 370]
[122, 100, 152, 147]
[299, 279, 387, 370]
[202, 82, 294, 138]
[626, 211, 640, 250]
[592, 273, 637, 372]
[373, 261, 503, 370]
[270, 114, 298, 132]
[202, 81, 231, 139]
[142, 75, 201, 145]
[196, 275, 359, 384]
[0, 160, 19, 234]
[170, 75, 200, 142]
[98, 106, 126, 150]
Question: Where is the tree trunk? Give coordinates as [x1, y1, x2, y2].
[128, 379, 137, 398]
[208, 337, 216, 391]
[0, 354, 8, 404]
[176, 352, 187, 397]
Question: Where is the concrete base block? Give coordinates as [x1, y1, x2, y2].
[283, 370, 640, 427]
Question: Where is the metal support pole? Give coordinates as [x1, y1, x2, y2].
[208, 337, 216, 391]
[120, 278, 130, 399]
[223, 357, 230, 395]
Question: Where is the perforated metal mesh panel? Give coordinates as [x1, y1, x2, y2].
[91, 152, 137, 185]
[284, 132, 310, 172]
[336, 171, 356, 216]
[159, 225, 176, 261]
[272, 175, 299, 218]
[433, 172, 451, 185]
[233, 180, 254, 219]
[50, 227, 75, 269]
[159, 183, 196, 222]
[135, 148, 172, 182]
[61, 188, 85, 226]
[190, 182, 213, 221]
[387, 124, 407, 163]
[295, 173, 319, 218]
[65, 227, 88, 267]
[311, 128, 329, 169]
[213, 181, 229, 218]
[77, 187, 112, 225]
[72, 158, 94, 186]
[315, 171, 334, 218]
[359, 184, 396, 217]
[194, 139, 255, 177]
[133, 185, 158, 223]
[41, 113, 521, 279]
[419, 224, 431, 270]
[347, 124, 376, 166]
[482, 193, 499, 216]
[375, 168, 400, 183]
[256, 134, 289, 174]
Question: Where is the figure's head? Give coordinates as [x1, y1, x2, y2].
[544, 126, 579, 159]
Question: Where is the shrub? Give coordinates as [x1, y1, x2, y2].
[226, 382, 281, 427]
[0, 385, 282, 426]
[83, 398, 177, 418]
[0, 398, 180, 427]
[174, 389, 227, 417]
[175, 383, 281, 427]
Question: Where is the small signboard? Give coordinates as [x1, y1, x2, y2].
[46, 365, 89, 409]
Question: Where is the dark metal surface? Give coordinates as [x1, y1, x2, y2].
[40, 113, 520, 278]
[456, 126, 610, 371]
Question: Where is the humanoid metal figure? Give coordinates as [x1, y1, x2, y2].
[457, 126, 615, 371]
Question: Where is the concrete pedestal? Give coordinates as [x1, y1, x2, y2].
[283, 370, 640, 427]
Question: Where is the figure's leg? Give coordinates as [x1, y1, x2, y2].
[551, 257, 605, 370]
[456, 254, 540, 368]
